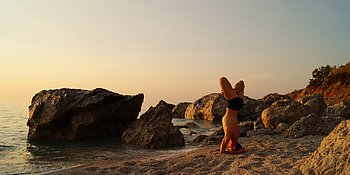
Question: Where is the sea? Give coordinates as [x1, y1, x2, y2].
[0, 104, 221, 175]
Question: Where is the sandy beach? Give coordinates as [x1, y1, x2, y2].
[49, 135, 324, 175]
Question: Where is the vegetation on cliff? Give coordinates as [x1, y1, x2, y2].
[289, 61, 350, 105]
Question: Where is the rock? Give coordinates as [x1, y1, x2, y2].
[299, 120, 350, 175]
[27, 88, 144, 140]
[189, 131, 197, 135]
[193, 135, 208, 143]
[275, 123, 290, 134]
[326, 100, 350, 119]
[283, 114, 346, 138]
[261, 98, 312, 129]
[177, 122, 200, 129]
[238, 121, 254, 137]
[255, 93, 291, 113]
[254, 117, 265, 130]
[237, 96, 261, 121]
[172, 102, 191, 118]
[246, 128, 275, 137]
[121, 100, 184, 148]
[200, 135, 222, 146]
[300, 94, 327, 115]
[185, 93, 226, 121]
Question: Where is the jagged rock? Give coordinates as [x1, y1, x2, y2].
[284, 114, 346, 138]
[261, 98, 312, 129]
[246, 128, 275, 137]
[27, 88, 144, 140]
[326, 100, 350, 119]
[172, 102, 191, 118]
[121, 100, 184, 148]
[300, 94, 327, 115]
[275, 123, 290, 134]
[299, 120, 350, 175]
[238, 121, 255, 137]
[185, 93, 226, 121]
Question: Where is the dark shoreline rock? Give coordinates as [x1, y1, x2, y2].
[27, 88, 144, 140]
[122, 100, 185, 148]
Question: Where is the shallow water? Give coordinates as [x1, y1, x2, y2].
[0, 104, 221, 175]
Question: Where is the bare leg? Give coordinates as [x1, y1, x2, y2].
[219, 77, 237, 100]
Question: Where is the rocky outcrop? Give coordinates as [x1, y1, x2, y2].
[326, 100, 350, 119]
[300, 94, 327, 115]
[261, 99, 312, 129]
[299, 120, 350, 175]
[289, 82, 350, 106]
[283, 114, 345, 138]
[255, 93, 291, 113]
[184, 93, 226, 121]
[172, 102, 191, 118]
[27, 88, 144, 140]
[121, 100, 184, 148]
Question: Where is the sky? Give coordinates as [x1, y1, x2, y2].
[1, 0, 349, 112]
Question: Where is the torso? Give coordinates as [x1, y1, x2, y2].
[222, 108, 239, 133]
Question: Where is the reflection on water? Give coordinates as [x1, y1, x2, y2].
[0, 104, 222, 174]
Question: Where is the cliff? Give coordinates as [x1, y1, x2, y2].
[289, 62, 350, 105]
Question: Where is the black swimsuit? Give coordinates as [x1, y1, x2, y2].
[226, 97, 243, 111]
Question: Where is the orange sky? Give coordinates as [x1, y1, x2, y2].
[1, 1, 349, 112]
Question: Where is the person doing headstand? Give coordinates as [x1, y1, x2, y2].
[219, 77, 246, 154]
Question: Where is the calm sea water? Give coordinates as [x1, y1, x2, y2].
[0, 104, 221, 175]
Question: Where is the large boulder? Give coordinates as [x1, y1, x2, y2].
[255, 93, 291, 114]
[237, 96, 261, 121]
[300, 94, 327, 115]
[284, 114, 346, 138]
[172, 102, 191, 118]
[261, 98, 312, 129]
[121, 100, 184, 148]
[299, 120, 350, 175]
[184, 93, 226, 121]
[326, 100, 350, 119]
[27, 88, 144, 140]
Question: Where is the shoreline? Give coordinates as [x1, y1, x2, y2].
[48, 135, 324, 175]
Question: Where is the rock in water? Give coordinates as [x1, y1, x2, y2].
[299, 120, 350, 175]
[172, 102, 191, 118]
[121, 100, 185, 148]
[27, 88, 144, 140]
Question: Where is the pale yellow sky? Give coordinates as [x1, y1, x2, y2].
[1, 1, 349, 111]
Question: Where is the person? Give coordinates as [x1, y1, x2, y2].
[219, 77, 246, 154]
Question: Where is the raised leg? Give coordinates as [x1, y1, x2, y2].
[219, 77, 237, 100]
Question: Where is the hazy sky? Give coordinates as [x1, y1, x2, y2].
[1, 0, 349, 111]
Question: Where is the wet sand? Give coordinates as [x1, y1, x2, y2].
[48, 135, 324, 175]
